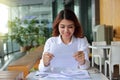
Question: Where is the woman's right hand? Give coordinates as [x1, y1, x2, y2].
[43, 52, 54, 67]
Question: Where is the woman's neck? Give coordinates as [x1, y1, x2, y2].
[61, 36, 72, 44]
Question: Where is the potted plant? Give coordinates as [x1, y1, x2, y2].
[8, 17, 41, 52]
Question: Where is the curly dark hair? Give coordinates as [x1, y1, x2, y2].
[52, 9, 84, 38]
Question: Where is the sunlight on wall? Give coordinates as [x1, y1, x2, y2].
[0, 3, 8, 34]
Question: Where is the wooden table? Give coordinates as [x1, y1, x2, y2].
[0, 71, 23, 80]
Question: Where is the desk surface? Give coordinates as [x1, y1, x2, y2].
[0, 71, 23, 80]
[89, 45, 111, 49]
[26, 67, 108, 80]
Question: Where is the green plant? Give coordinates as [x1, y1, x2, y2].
[8, 17, 52, 52]
[8, 17, 41, 48]
[8, 18, 25, 47]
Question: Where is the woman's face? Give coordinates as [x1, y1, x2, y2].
[58, 19, 75, 40]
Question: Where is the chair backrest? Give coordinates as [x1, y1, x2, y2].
[92, 41, 107, 56]
[110, 41, 120, 65]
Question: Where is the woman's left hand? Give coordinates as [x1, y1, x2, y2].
[73, 51, 85, 65]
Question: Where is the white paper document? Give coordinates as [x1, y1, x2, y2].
[35, 69, 91, 79]
[46, 73, 71, 78]
[49, 44, 78, 69]
[60, 69, 91, 79]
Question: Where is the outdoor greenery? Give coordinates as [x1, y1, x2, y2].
[8, 17, 52, 51]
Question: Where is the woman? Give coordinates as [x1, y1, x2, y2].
[38, 9, 90, 72]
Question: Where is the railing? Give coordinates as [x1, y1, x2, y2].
[0, 36, 20, 58]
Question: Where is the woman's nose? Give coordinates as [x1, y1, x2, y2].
[64, 27, 69, 32]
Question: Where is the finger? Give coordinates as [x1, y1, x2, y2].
[48, 53, 54, 58]
[78, 51, 83, 55]
[79, 54, 85, 59]
[73, 54, 77, 57]
[74, 51, 83, 56]
[78, 51, 83, 53]
[44, 53, 54, 58]
[73, 52, 79, 57]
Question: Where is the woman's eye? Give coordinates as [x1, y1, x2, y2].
[59, 24, 74, 28]
[68, 26, 73, 28]
[68, 25, 74, 28]
[60, 25, 65, 28]
[61, 26, 65, 28]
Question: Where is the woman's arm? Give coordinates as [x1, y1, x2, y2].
[77, 37, 90, 69]
[38, 38, 53, 71]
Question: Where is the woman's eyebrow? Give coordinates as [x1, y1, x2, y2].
[59, 24, 74, 26]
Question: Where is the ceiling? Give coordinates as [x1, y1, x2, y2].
[0, 0, 54, 6]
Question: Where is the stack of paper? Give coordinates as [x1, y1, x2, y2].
[60, 69, 91, 79]
[35, 69, 91, 79]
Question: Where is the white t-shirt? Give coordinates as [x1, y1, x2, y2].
[39, 36, 90, 71]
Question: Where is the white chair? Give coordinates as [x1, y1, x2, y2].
[104, 41, 120, 80]
[92, 41, 106, 72]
